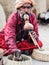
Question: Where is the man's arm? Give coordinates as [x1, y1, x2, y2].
[4, 12, 17, 54]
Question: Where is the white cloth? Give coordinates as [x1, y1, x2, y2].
[40, 13, 45, 18]
[45, 12, 49, 20]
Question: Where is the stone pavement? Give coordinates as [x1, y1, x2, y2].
[32, 24, 49, 65]
[32, 58, 49, 65]
[38, 24, 49, 49]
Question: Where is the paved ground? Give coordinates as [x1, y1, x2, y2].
[38, 24, 49, 48]
[31, 24, 49, 65]
[32, 59, 49, 65]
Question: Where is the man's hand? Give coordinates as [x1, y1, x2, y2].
[30, 31, 37, 39]
[12, 49, 22, 61]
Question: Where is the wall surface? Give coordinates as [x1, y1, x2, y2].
[0, 0, 16, 18]
[0, 0, 48, 18]
[35, 0, 47, 15]
[46, 0, 49, 10]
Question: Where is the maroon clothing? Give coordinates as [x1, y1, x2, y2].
[3, 12, 43, 54]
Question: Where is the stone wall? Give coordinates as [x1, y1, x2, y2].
[46, 0, 49, 10]
[0, 0, 16, 19]
[35, 0, 47, 15]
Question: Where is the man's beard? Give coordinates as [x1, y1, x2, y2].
[21, 12, 30, 21]
[18, 10, 30, 21]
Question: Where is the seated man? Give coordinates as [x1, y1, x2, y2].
[3, 0, 43, 55]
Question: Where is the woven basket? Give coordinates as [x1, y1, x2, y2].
[5, 54, 33, 65]
[32, 49, 49, 62]
[0, 49, 3, 58]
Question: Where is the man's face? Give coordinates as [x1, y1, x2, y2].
[18, 3, 32, 15]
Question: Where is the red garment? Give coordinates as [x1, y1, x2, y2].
[0, 32, 7, 50]
[17, 40, 42, 53]
[0, 32, 42, 54]
[3, 12, 43, 54]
